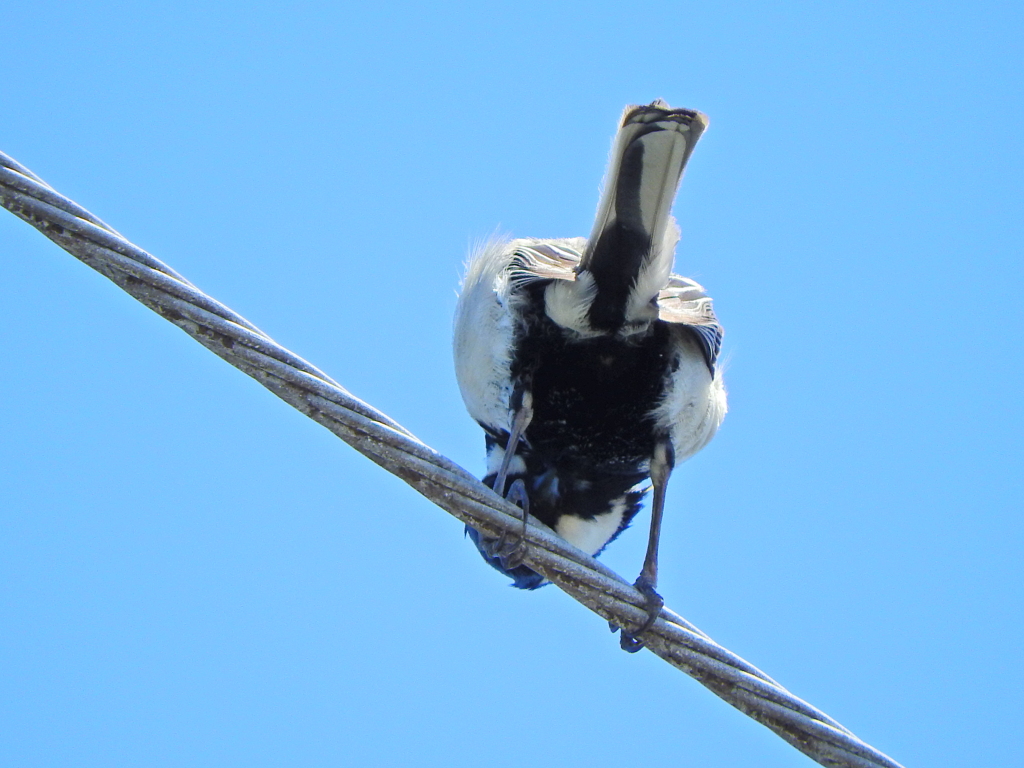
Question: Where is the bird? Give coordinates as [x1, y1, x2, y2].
[452, 100, 726, 651]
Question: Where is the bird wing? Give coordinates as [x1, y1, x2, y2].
[506, 241, 722, 373]
[506, 239, 584, 285]
[656, 275, 723, 373]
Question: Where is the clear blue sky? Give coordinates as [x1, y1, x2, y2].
[2, 2, 1022, 766]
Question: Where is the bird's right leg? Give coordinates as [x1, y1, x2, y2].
[492, 390, 533, 496]
[617, 438, 674, 652]
[493, 478, 530, 570]
[481, 392, 534, 566]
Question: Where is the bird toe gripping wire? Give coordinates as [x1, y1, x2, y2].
[1, 141, 904, 768]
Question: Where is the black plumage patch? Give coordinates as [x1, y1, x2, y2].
[495, 283, 674, 538]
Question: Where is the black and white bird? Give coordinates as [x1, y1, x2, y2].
[453, 101, 726, 650]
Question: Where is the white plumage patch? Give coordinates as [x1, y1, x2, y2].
[543, 271, 599, 335]
[452, 239, 520, 433]
[650, 332, 727, 463]
[555, 497, 629, 556]
[485, 441, 526, 479]
[624, 218, 681, 327]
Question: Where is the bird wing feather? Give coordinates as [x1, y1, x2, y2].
[507, 242, 723, 372]
[656, 275, 723, 372]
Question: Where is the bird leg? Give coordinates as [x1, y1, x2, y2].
[482, 393, 534, 569]
[619, 439, 675, 653]
[492, 391, 533, 497]
[491, 478, 530, 570]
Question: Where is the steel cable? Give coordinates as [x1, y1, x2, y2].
[0, 150, 904, 768]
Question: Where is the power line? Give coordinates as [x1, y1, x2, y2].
[0, 150, 904, 768]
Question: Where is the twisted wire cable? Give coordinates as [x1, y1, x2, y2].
[0, 150, 905, 768]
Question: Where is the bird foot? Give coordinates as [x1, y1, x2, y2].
[615, 576, 664, 653]
[482, 479, 530, 571]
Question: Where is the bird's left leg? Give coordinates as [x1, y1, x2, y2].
[618, 438, 675, 652]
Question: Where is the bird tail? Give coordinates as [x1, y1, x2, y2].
[577, 101, 707, 331]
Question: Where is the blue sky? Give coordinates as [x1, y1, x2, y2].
[2, 2, 1022, 766]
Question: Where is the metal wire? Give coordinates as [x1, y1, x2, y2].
[0, 149, 905, 768]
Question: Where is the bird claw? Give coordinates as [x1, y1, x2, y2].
[617, 576, 665, 653]
[482, 529, 525, 571]
[481, 478, 530, 571]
